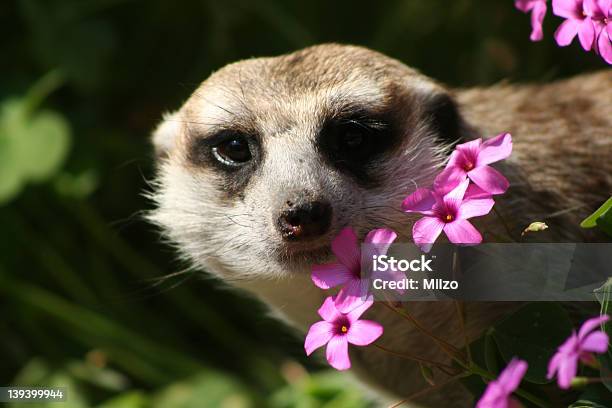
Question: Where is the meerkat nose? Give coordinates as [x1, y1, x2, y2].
[277, 200, 332, 241]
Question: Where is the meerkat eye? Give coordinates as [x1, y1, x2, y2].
[341, 125, 366, 149]
[212, 134, 252, 166]
[325, 120, 377, 160]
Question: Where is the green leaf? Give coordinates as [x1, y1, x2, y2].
[97, 392, 149, 408]
[152, 373, 254, 408]
[0, 96, 71, 205]
[483, 330, 499, 375]
[570, 382, 612, 407]
[53, 169, 99, 199]
[581, 197, 612, 228]
[0, 129, 24, 204]
[595, 208, 612, 237]
[491, 303, 573, 383]
[16, 110, 71, 182]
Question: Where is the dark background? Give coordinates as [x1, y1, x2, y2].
[0, 1, 607, 407]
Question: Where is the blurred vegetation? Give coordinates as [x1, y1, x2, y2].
[0, 0, 608, 407]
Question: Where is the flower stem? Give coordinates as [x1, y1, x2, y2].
[381, 301, 462, 359]
[451, 248, 472, 365]
[388, 372, 469, 408]
[493, 207, 516, 242]
[23, 69, 66, 117]
[454, 300, 472, 364]
[373, 344, 457, 374]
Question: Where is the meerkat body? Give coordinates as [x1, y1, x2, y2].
[148, 44, 612, 407]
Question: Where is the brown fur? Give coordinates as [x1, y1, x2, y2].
[149, 44, 612, 407]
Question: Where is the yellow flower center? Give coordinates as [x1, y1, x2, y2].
[445, 214, 454, 222]
[341, 325, 348, 333]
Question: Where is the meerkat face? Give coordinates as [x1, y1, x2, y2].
[148, 44, 468, 282]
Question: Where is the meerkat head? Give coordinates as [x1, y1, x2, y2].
[148, 44, 471, 283]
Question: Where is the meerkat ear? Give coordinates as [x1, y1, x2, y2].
[152, 111, 180, 157]
[424, 92, 469, 146]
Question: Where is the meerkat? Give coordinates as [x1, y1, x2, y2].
[147, 44, 612, 407]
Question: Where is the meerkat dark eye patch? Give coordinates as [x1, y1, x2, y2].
[424, 93, 465, 147]
[187, 129, 258, 171]
[318, 111, 395, 183]
[186, 129, 261, 199]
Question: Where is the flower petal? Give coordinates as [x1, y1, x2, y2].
[346, 296, 374, 321]
[602, 0, 612, 15]
[578, 315, 610, 339]
[444, 177, 470, 201]
[326, 335, 351, 370]
[497, 358, 528, 393]
[555, 18, 580, 46]
[547, 351, 563, 379]
[402, 188, 436, 214]
[318, 296, 341, 321]
[456, 138, 483, 160]
[443, 219, 482, 245]
[459, 196, 495, 220]
[598, 29, 612, 64]
[580, 331, 609, 353]
[584, 0, 605, 17]
[311, 263, 352, 289]
[468, 165, 510, 194]
[331, 227, 361, 273]
[478, 133, 513, 165]
[335, 278, 368, 313]
[476, 382, 504, 408]
[362, 228, 397, 274]
[515, 0, 535, 12]
[578, 18, 596, 50]
[464, 183, 493, 200]
[304, 321, 334, 355]
[347, 320, 383, 346]
[556, 354, 578, 389]
[412, 216, 445, 246]
[552, 0, 583, 18]
[434, 166, 468, 195]
[530, 2, 547, 41]
[364, 228, 397, 248]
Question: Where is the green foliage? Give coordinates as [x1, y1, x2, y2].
[491, 303, 573, 384]
[0, 80, 71, 204]
[581, 197, 612, 237]
[595, 278, 612, 393]
[270, 370, 374, 408]
[1, 0, 610, 407]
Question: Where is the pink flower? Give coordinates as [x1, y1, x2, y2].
[434, 133, 513, 195]
[516, 0, 548, 41]
[553, 0, 607, 50]
[476, 358, 528, 408]
[402, 179, 495, 251]
[304, 296, 383, 370]
[594, 0, 612, 64]
[311, 227, 399, 312]
[547, 314, 610, 389]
